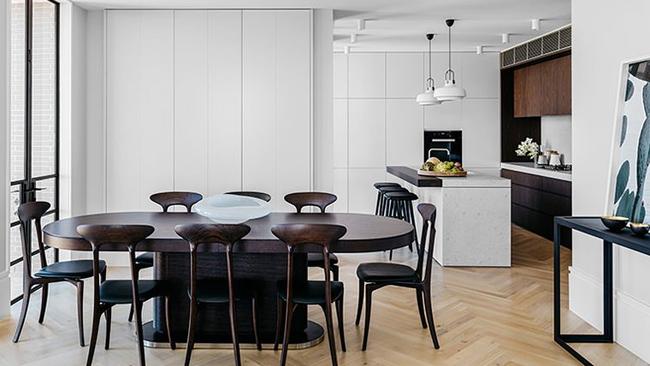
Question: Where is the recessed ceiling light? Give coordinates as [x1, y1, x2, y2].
[350, 33, 357, 43]
[531, 19, 540, 31]
[501, 33, 510, 44]
[357, 19, 366, 32]
[476, 45, 483, 54]
[344, 45, 351, 55]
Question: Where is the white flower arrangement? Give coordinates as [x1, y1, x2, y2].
[515, 137, 539, 160]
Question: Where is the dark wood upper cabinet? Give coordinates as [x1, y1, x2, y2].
[513, 54, 571, 117]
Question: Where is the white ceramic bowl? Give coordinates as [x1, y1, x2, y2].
[194, 194, 271, 224]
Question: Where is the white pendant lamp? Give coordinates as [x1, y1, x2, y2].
[434, 19, 466, 102]
[416, 33, 441, 106]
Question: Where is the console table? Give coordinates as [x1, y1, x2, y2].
[553, 216, 650, 365]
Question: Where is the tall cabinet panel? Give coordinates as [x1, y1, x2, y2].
[174, 11, 209, 194]
[207, 11, 243, 195]
[242, 10, 311, 211]
[106, 10, 174, 212]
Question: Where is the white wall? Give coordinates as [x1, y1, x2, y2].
[0, 0, 11, 319]
[332, 51, 500, 213]
[572, 0, 650, 362]
[540, 115, 572, 163]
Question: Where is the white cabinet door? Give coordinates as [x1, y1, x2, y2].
[174, 11, 209, 195]
[348, 168, 386, 214]
[348, 53, 385, 98]
[424, 100, 462, 131]
[333, 99, 348, 168]
[334, 53, 348, 99]
[106, 10, 174, 212]
[460, 53, 499, 98]
[348, 99, 385, 168]
[461, 99, 500, 168]
[243, 10, 311, 210]
[207, 10, 243, 195]
[331, 168, 348, 212]
[386, 53, 424, 98]
[386, 100, 423, 166]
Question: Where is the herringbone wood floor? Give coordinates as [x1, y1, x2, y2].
[0, 226, 644, 365]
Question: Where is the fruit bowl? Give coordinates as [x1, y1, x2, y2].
[194, 194, 271, 224]
[417, 169, 468, 177]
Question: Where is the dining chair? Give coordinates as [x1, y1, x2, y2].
[271, 223, 347, 366]
[128, 191, 203, 322]
[225, 191, 272, 202]
[77, 224, 175, 366]
[12, 201, 107, 347]
[175, 223, 261, 366]
[354, 203, 440, 351]
[284, 192, 340, 281]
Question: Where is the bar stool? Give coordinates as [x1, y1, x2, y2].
[383, 190, 419, 260]
[377, 186, 408, 216]
[372, 182, 401, 215]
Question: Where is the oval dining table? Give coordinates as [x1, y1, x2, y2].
[43, 211, 415, 349]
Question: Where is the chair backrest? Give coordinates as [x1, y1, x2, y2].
[271, 224, 346, 304]
[150, 191, 203, 212]
[16, 201, 51, 278]
[284, 192, 337, 213]
[77, 224, 155, 301]
[175, 223, 250, 303]
[416, 203, 437, 285]
[225, 191, 272, 202]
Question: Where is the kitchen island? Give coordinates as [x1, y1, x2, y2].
[387, 166, 511, 267]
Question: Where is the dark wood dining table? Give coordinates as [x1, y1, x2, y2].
[43, 211, 415, 349]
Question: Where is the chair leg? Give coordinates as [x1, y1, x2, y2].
[12, 282, 33, 343]
[227, 299, 241, 366]
[184, 301, 198, 366]
[374, 191, 381, 215]
[280, 303, 296, 366]
[165, 296, 176, 350]
[423, 287, 440, 349]
[273, 296, 284, 351]
[331, 264, 339, 282]
[133, 301, 146, 366]
[38, 283, 49, 324]
[362, 285, 375, 351]
[415, 288, 427, 329]
[335, 294, 346, 352]
[128, 304, 134, 323]
[76, 281, 85, 347]
[86, 306, 103, 366]
[104, 306, 112, 350]
[322, 302, 339, 366]
[354, 278, 364, 326]
[252, 296, 261, 351]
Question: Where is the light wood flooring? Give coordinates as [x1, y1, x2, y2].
[0, 226, 645, 365]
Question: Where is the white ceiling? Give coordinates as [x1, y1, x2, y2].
[72, 0, 571, 52]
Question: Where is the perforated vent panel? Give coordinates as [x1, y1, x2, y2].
[501, 26, 571, 68]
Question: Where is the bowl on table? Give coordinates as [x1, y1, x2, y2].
[629, 222, 650, 236]
[194, 194, 271, 224]
[600, 216, 629, 232]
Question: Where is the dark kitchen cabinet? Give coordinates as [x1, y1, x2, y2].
[501, 169, 572, 247]
[513, 54, 571, 117]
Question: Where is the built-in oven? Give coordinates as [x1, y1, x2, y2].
[424, 130, 462, 163]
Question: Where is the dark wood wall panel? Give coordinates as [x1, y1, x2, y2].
[500, 69, 541, 162]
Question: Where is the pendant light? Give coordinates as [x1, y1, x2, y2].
[434, 19, 466, 101]
[416, 33, 441, 106]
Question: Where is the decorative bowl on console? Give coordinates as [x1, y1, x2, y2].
[600, 216, 629, 232]
[194, 194, 271, 224]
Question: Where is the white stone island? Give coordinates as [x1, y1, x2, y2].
[387, 166, 511, 267]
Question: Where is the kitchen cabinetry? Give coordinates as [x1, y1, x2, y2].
[501, 169, 572, 247]
[513, 54, 571, 117]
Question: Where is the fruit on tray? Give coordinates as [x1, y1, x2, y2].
[420, 160, 464, 174]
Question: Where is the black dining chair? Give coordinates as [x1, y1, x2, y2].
[272, 223, 347, 366]
[284, 192, 340, 281]
[354, 203, 440, 351]
[225, 191, 272, 202]
[175, 223, 261, 366]
[77, 224, 175, 366]
[128, 191, 203, 322]
[12, 201, 107, 347]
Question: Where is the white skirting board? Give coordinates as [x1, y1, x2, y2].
[0, 270, 10, 319]
[569, 265, 650, 363]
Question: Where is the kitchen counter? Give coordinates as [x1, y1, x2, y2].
[500, 162, 571, 182]
[387, 166, 510, 188]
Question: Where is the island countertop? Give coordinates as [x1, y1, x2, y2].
[387, 166, 511, 188]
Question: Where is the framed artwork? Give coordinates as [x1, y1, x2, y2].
[608, 57, 650, 222]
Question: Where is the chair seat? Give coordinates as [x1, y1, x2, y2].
[191, 279, 259, 303]
[277, 280, 344, 304]
[135, 252, 154, 266]
[99, 280, 164, 304]
[307, 253, 339, 267]
[384, 191, 418, 201]
[373, 182, 401, 189]
[356, 262, 418, 282]
[35, 259, 106, 279]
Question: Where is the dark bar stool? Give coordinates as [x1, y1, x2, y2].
[12, 202, 107, 347]
[377, 186, 408, 216]
[355, 203, 440, 351]
[128, 191, 203, 322]
[225, 191, 272, 202]
[175, 223, 261, 366]
[384, 190, 419, 260]
[271, 223, 347, 366]
[373, 182, 401, 215]
[284, 192, 340, 281]
[77, 224, 175, 366]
